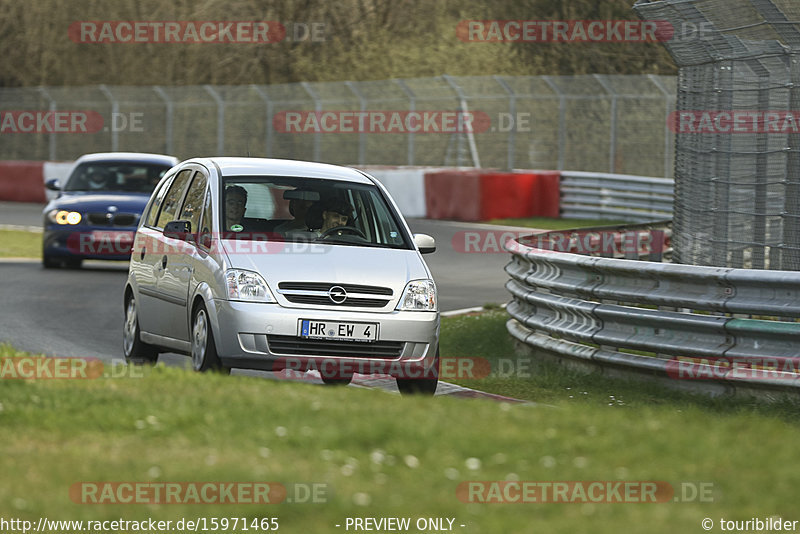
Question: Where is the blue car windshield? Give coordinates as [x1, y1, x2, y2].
[64, 162, 172, 193]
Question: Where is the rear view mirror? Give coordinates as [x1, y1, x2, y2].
[45, 179, 61, 191]
[413, 233, 436, 254]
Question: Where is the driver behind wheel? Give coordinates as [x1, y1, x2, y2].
[320, 198, 355, 235]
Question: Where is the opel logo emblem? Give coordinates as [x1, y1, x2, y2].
[328, 285, 347, 304]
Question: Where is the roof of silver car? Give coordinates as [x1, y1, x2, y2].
[193, 157, 372, 184]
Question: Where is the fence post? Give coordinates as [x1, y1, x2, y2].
[204, 85, 225, 156]
[594, 74, 618, 173]
[494, 75, 516, 170]
[647, 74, 676, 180]
[37, 87, 57, 160]
[442, 74, 481, 168]
[252, 85, 273, 157]
[542, 76, 566, 171]
[345, 81, 366, 166]
[152, 86, 174, 156]
[395, 79, 416, 166]
[98, 85, 119, 152]
[300, 82, 321, 161]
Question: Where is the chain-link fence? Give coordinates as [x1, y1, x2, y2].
[0, 75, 677, 177]
[634, 0, 800, 271]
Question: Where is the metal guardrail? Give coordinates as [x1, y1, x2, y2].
[559, 171, 674, 222]
[504, 222, 800, 397]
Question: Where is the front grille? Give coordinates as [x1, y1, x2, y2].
[278, 282, 393, 295]
[277, 281, 394, 308]
[86, 212, 138, 227]
[267, 335, 404, 359]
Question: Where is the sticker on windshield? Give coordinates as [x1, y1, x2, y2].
[231, 224, 243, 232]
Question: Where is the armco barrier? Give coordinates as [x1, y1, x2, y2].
[0, 161, 46, 202]
[504, 222, 800, 398]
[560, 171, 674, 221]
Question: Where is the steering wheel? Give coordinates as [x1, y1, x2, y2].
[319, 226, 367, 239]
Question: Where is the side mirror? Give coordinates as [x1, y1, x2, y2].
[163, 220, 192, 240]
[413, 233, 436, 254]
[45, 179, 61, 191]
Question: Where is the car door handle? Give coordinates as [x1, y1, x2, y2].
[140, 247, 146, 260]
[161, 255, 168, 269]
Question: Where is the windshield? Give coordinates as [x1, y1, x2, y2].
[221, 176, 411, 250]
[64, 162, 173, 193]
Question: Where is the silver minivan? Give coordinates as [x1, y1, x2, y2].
[123, 158, 440, 394]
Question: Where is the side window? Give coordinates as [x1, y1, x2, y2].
[179, 171, 208, 233]
[198, 187, 214, 249]
[143, 174, 175, 227]
[155, 169, 193, 229]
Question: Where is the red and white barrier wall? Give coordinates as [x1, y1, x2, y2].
[361, 166, 560, 221]
[3, 161, 562, 221]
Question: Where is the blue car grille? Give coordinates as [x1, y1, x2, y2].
[86, 212, 137, 226]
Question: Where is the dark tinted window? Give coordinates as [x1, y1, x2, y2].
[64, 161, 172, 193]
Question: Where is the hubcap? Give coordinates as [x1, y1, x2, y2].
[192, 309, 208, 370]
[123, 297, 137, 356]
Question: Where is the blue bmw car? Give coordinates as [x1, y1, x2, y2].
[42, 152, 179, 268]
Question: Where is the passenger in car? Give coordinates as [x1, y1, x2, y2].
[275, 195, 314, 233]
[224, 185, 249, 231]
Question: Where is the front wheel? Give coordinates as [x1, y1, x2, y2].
[123, 294, 159, 364]
[191, 303, 230, 374]
[396, 348, 439, 396]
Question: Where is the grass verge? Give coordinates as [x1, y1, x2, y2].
[0, 229, 41, 259]
[1, 342, 799, 532]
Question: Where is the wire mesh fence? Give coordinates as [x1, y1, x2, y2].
[634, 0, 800, 270]
[0, 75, 677, 178]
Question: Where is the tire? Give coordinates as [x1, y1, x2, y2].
[396, 348, 439, 396]
[321, 375, 353, 386]
[63, 258, 83, 269]
[191, 302, 230, 374]
[43, 255, 60, 269]
[123, 294, 159, 365]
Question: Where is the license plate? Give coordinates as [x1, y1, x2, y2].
[300, 320, 378, 342]
[91, 230, 134, 243]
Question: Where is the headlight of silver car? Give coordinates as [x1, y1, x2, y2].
[225, 269, 276, 303]
[396, 279, 437, 311]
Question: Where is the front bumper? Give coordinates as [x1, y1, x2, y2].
[211, 299, 440, 375]
[43, 226, 135, 261]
